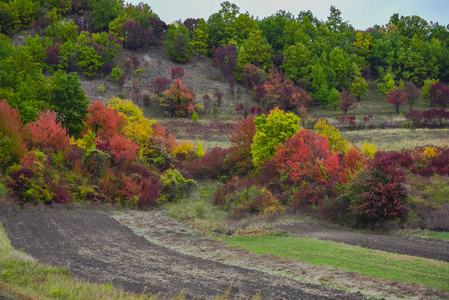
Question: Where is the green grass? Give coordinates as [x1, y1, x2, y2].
[0, 223, 182, 299]
[406, 230, 449, 241]
[222, 235, 449, 291]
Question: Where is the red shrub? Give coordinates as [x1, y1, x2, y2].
[347, 153, 408, 223]
[84, 102, 125, 140]
[274, 130, 340, 185]
[138, 178, 161, 209]
[292, 183, 324, 209]
[227, 116, 256, 175]
[105, 134, 139, 164]
[27, 110, 70, 152]
[429, 82, 449, 110]
[181, 147, 232, 179]
[152, 77, 171, 97]
[0, 100, 26, 159]
[339, 91, 357, 115]
[52, 186, 71, 204]
[171, 66, 184, 80]
[406, 109, 449, 128]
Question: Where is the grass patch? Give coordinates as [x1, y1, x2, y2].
[221, 235, 449, 291]
[405, 230, 449, 241]
[0, 223, 181, 299]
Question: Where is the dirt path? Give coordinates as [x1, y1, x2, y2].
[3, 212, 362, 300]
[276, 222, 449, 262]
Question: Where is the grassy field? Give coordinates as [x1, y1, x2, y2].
[222, 234, 449, 292]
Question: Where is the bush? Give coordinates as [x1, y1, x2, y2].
[213, 177, 283, 218]
[180, 147, 232, 180]
[405, 109, 449, 128]
[347, 153, 408, 225]
[160, 169, 195, 202]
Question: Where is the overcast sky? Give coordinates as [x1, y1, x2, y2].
[131, 0, 449, 31]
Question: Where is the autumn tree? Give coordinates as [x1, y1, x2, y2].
[242, 64, 265, 90]
[429, 82, 449, 110]
[162, 79, 196, 117]
[0, 100, 26, 170]
[274, 129, 339, 185]
[171, 66, 184, 80]
[27, 110, 70, 152]
[387, 89, 409, 114]
[251, 108, 300, 166]
[403, 81, 421, 111]
[213, 44, 238, 80]
[227, 115, 256, 175]
[339, 90, 357, 115]
[84, 101, 125, 140]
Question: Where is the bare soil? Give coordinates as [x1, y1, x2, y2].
[276, 222, 449, 262]
[3, 211, 363, 300]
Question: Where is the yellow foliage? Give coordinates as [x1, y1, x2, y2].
[107, 97, 144, 123]
[195, 140, 205, 158]
[173, 141, 194, 160]
[74, 129, 97, 149]
[313, 118, 348, 153]
[422, 147, 439, 159]
[362, 141, 377, 158]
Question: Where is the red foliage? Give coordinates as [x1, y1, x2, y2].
[339, 147, 367, 182]
[292, 183, 324, 209]
[150, 122, 176, 153]
[339, 90, 357, 115]
[348, 153, 408, 223]
[429, 82, 449, 110]
[259, 69, 311, 111]
[406, 109, 449, 128]
[153, 77, 171, 97]
[171, 66, 184, 80]
[52, 186, 71, 204]
[84, 102, 125, 140]
[45, 44, 60, 67]
[387, 89, 409, 114]
[104, 134, 139, 164]
[274, 130, 340, 185]
[123, 19, 144, 49]
[181, 147, 232, 179]
[162, 79, 196, 117]
[213, 45, 238, 79]
[243, 64, 264, 90]
[27, 110, 70, 152]
[138, 178, 161, 208]
[131, 53, 140, 69]
[227, 116, 256, 175]
[0, 100, 26, 157]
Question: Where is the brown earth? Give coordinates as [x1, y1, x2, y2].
[3, 211, 363, 300]
[276, 222, 449, 262]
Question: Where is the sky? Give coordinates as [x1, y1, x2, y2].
[131, 0, 449, 31]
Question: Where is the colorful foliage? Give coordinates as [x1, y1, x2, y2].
[162, 79, 196, 117]
[83, 101, 125, 140]
[227, 116, 256, 175]
[274, 129, 340, 185]
[362, 141, 377, 158]
[27, 110, 70, 152]
[313, 119, 348, 153]
[251, 108, 300, 166]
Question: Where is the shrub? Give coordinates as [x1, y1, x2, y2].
[251, 108, 300, 166]
[405, 109, 449, 128]
[138, 178, 161, 208]
[362, 141, 377, 158]
[213, 177, 283, 218]
[181, 147, 232, 180]
[274, 129, 340, 185]
[27, 110, 70, 152]
[227, 116, 256, 175]
[171, 66, 184, 80]
[347, 153, 408, 225]
[313, 119, 348, 153]
[160, 169, 195, 202]
[292, 183, 324, 210]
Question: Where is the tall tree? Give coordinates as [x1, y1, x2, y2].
[165, 25, 193, 63]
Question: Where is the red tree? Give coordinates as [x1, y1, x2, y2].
[339, 90, 357, 115]
[227, 115, 256, 175]
[162, 79, 196, 117]
[83, 102, 125, 140]
[123, 19, 144, 49]
[243, 64, 264, 90]
[152, 77, 171, 97]
[0, 100, 26, 159]
[106, 134, 139, 164]
[27, 110, 70, 152]
[45, 44, 60, 68]
[387, 89, 409, 114]
[274, 130, 340, 185]
[429, 82, 449, 110]
[213, 45, 238, 80]
[171, 66, 184, 80]
[403, 81, 420, 111]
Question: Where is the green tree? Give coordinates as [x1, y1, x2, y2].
[235, 30, 272, 81]
[49, 70, 89, 137]
[328, 46, 349, 90]
[259, 10, 293, 52]
[109, 65, 122, 86]
[328, 88, 341, 111]
[281, 42, 311, 82]
[251, 108, 300, 166]
[422, 78, 439, 103]
[165, 24, 193, 63]
[76, 31, 103, 77]
[91, 0, 120, 32]
[349, 64, 369, 101]
[190, 19, 209, 58]
[58, 40, 77, 72]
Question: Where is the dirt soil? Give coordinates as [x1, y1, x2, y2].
[3, 211, 363, 300]
[276, 222, 449, 262]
